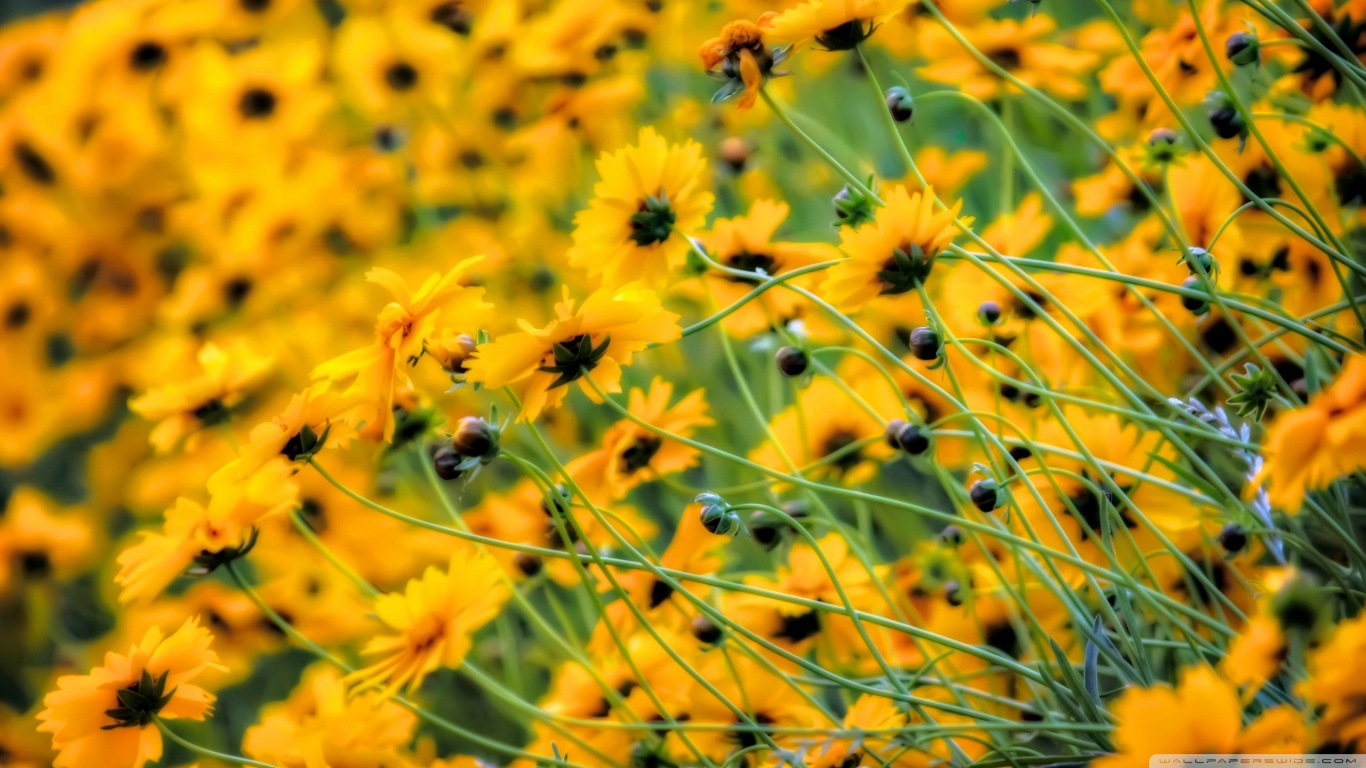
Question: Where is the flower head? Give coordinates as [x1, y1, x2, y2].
[765, 0, 909, 51]
[347, 542, 510, 694]
[568, 127, 714, 289]
[128, 341, 273, 454]
[37, 618, 224, 768]
[821, 185, 966, 312]
[464, 284, 680, 421]
[312, 258, 489, 442]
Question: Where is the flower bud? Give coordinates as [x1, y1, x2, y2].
[1182, 246, 1217, 277]
[833, 184, 877, 228]
[897, 423, 932, 456]
[885, 86, 914, 123]
[1206, 93, 1246, 144]
[940, 525, 963, 546]
[691, 614, 722, 644]
[909, 326, 940, 362]
[977, 301, 1001, 325]
[970, 479, 1003, 512]
[775, 346, 808, 377]
[885, 418, 909, 449]
[944, 580, 963, 606]
[432, 446, 464, 481]
[515, 553, 543, 577]
[1225, 31, 1259, 67]
[1219, 522, 1247, 554]
[1180, 276, 1209, 314]
[452, 415, 495, 457]
[1147, 128, 1181, 164]
[718, 136, 752, 173]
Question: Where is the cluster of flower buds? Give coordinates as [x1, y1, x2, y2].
[432, 414, 502, 481]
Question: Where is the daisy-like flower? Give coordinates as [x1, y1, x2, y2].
[1302, 611, 1366, 750]
[821, 185, 966, 313]
[36, 618, 224, 768]
[128, 341, 273, 454]
[567, 127, 714, 289]
[809, 694, 908, 768]
[565, 376, 712, 503]
[115, 458, 298, 604]
[1253, 354, 1366, 512]
[695, 199, 839, 337]
[464, 284, 681, 422]
[347, 542, 510, 694]
[918, 15, 1100, 102]
[699, 16, 789, 111]
[244, 665, 418, 768]
[312, 258, 489, 442]
[1093, 665, 1304, 768]
[765, 0, 910, 51]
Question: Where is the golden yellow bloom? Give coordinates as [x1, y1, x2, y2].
[312, 259, 489, 442]
[348, 542, 510, 694]
[567, 127, 713, 288]
[464, 284, 681, 422]
[0, 486, 95, 594]
[919, 15, 1100, 101]
[695, 199, 838, 337]
[115, 457, 298, 603]
[244, 665, 419, 768]
[821, 185, 965, 313]
[1093, 665, 1304, 768]
[37, 618, 224, 768]
[765, 0, 909, 50]
[128, 341, 273, 454]
[1254, 354, 1366, 512]
[809, 694, 907, 768]
[1302, 612, 1366, 749]
[750, 377, 892, 485]
[565, 376, 711, 503]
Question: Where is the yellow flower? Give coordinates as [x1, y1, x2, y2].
[128, 341, 273, 455]
[750, 376, 893, 484]
[115, 457, 299, 604]
[809, 694, 907, 768]
[464, 284, 681, 422]
[0, 486, 96, 594]
[565, 376, 712, 503]
[919, 15, 1100, 102]
[347, 541, 510, 694]
[1302, 611, 1366, 750]
[1254, 354, 1366, 511]
[312, 259, 489, 442]
[821, 185, 965, 313]
[567, 127, 713, 289]
[1094, 665, 1304, 768]
[37, 618, 224, 768]
[765, 0, 909, 50]
[244, 665, 419, 768]
[694, 199, 839, 337]
[333, 12, 459, 121]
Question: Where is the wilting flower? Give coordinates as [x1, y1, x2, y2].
[565, 377, 712, 503]
[347, 542, 510, 694]
[464, 285, 681, 421]
[1254, 354, 1366, 512]
[128, 341, 273, 454]
[821, 185, 966, 312]
[312, 259, 489, 442]
[699, 15, 788, 111]
[37, 618, 224, 768]
[567, 127, 714, 288]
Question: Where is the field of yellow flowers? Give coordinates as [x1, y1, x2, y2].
[4, 0, 1366, 766]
